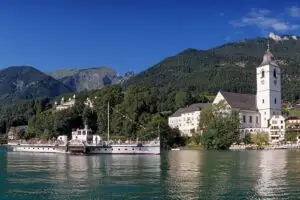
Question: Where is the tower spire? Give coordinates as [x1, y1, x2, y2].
[267, 39, 270, 52]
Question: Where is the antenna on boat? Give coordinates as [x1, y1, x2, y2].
[107, 101, 110, 142]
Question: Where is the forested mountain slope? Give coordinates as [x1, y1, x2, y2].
[126, 37, 300, 102]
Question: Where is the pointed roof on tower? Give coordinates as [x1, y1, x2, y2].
[260, 40, 279, 67]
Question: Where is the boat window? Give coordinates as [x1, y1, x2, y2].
[53, 148, 55, 150]
[105, 148, 107, 151]
[82, 131, 86, 135]
[112, 148, 113, 151]
[33, 148, 35, 149]
[132, 148, 134, 150]
[118, 148, 120, 151]
[38, 148, 39, 150]
[125, 148, 127, 150]
[139, 148, 141, 150]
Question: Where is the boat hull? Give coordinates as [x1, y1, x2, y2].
[88, 145, 160, 155]
[7, 144, 68, 153]
[5, 144, 160, 155]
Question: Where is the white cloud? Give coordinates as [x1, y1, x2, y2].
[287, 6, 300, 17]
[230, 8, 300, 32]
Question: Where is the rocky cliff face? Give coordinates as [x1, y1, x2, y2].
[57, 67, 117, 92]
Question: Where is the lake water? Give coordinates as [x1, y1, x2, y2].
[1, 148, 300, 200]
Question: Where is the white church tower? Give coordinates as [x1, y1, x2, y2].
[256, 41, 281, 128]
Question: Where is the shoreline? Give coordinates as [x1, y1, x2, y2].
[229, 143, 300, 150]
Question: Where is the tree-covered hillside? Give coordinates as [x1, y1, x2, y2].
[0, 66, 72, 104]
[125, 37, 300, 103]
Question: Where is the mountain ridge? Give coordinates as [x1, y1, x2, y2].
[0, 66, 72, 104]
[125, 36, 300, 102]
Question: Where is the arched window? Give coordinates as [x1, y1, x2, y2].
[273, 69, 277, 78]
[274, 98, 277, 104]
[261, 70, 265, 78]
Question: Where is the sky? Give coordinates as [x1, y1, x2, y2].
[0, 0, 300, 74]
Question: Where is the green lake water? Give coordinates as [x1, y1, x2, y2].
[1, 147, 300, 200]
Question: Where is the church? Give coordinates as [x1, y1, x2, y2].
[212, 43, 285, 143]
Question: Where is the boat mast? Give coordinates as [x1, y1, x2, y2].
[107, 101, 110, 142]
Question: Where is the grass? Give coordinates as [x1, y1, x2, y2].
[289, 109, 300, 116]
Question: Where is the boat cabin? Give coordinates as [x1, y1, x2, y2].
[71, 125, 101, 144]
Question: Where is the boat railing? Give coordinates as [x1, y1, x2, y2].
[8, 139, 67, 146]
[105, 138, 160, 146]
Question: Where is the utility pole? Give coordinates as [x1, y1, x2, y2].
[107, 101, 110, 142]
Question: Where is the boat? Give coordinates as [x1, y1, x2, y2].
[6, 102, 160, 155]
[171, 148, 180, 151]
[6, 138, 68, 153]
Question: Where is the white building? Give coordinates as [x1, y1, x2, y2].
[84, 97, 94, 108]
[213, 43, 285, 142]
[168, 103, 210, 136]
[269, 115, 285, 143]
[55, 94, 76, 111]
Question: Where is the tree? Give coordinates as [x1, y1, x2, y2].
[199, 104, 214, 130]
[285, 131, 298, 141]
[175, 89, 193, 108]
[190, 132, 201, 145]
[243, 133, 252, 144]
[200, 101, 240, 150]
[251, 132, 269, 146]
[82, 107, 97, 133]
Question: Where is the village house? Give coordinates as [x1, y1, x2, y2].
[168, 103, 210, 136]
[54, 94, 76, 111]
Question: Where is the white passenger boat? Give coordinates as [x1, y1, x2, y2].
[7, 103, 160, 155]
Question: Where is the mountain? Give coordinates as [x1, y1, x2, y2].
[125, 35, 300, 102]
[49, 67, 117, 92]
[47, 68, 81, 79]
[49, 67, 135, 92]
[111, 71, 135, 84]
[0, 66, 72, 104]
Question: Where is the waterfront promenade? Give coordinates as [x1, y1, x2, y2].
[230, 143, 300, 150]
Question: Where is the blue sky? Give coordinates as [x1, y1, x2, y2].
[0, 0, 300, 74]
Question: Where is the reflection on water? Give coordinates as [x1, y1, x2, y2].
[166, 151, 201, 199]
[1, 149, 300, 199]
[256, 150, 287, 199]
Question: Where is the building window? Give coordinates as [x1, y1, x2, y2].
[273, 69, 277, 78]
[249, 116, 252, 123]
[281, 120, 283, 124]
[281, 126, 283, 129]
[274, 98, 277, 104]
[262, 99, 264, 103]
[261, 70, 265, 78]
[243, 115, 246, 123]
[256, 116, 259, 124]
